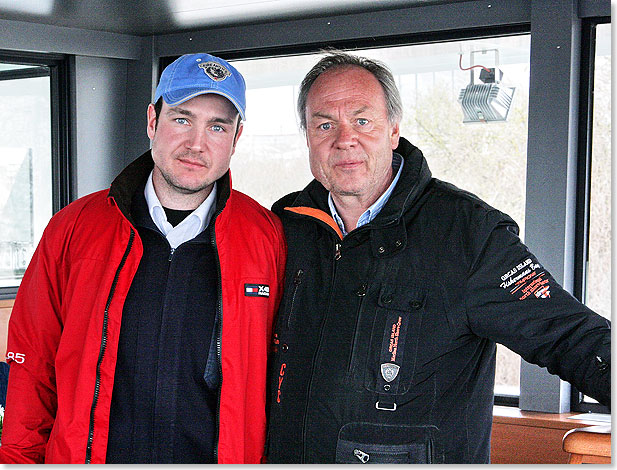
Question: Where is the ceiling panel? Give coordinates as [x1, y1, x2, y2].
[0, 0, 449, 36]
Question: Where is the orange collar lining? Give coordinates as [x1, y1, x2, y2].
[285, 206, 344, 240]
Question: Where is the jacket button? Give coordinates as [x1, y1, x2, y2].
[281, 343, 289, 352]
[410, 300, 422, 309]
[378, 246, 386, 254]
[381, 294, 393, 304]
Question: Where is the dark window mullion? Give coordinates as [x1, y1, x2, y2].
[50, 58, 73, 212]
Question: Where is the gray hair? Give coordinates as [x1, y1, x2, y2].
[297, 50, 403, 133]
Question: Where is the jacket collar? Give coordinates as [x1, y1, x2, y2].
[373, 137, 432, 226]
[284, 138, 432, 256]
[107, 150, 232, 225]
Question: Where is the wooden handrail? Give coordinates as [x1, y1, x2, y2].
[563, 424, 611, 464]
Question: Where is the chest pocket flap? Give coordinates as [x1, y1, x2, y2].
[377, 284, 426, 311]
[364, 283, 426, 394]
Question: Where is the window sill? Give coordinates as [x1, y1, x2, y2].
[491, 405, 609, 463]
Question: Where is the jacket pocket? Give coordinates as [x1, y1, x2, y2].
[203, 314, 220, 391]
[335, 422, 438, 464]
[363, 283, 425, 395]
[279, 268, 305, 331]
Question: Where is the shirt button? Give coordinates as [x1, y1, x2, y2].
[281, 344, 289, 352]
[410, 300, 422, 309]
[381, 294, 393, 304]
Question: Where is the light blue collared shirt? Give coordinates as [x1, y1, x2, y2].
[328, 153, 404, 237]
[144, 171, 217, 249]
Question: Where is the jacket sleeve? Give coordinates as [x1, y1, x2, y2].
[464, 212, 610, 407]
[0, 221, 65, 463]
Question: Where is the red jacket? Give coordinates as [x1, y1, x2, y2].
[0, 152, 286, 464]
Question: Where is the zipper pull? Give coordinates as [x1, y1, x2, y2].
[354, 449, 369, 463]
[355, 283, 367, 297]
[294, 269, 304, 285]
[596, 355, 609, 371]
[168, 247, 175, 261]
[334, 243, 341, 260]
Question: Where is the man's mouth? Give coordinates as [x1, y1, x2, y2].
[177, 157, 206, 169]
[336, 160, 363, 170]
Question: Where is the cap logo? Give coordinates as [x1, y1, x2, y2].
[198, 61, 231, 82]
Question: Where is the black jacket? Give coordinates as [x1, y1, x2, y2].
[267, 138, 610, 464]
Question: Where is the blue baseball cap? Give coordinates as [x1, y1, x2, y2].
[154, 53, 246, 120]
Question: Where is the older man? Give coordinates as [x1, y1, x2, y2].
[267, 51, 610, 464]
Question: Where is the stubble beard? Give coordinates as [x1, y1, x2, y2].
[160, 169, 213, 195]
[157, 151, 215, 195]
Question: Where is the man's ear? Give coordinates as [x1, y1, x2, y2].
[146, 103, 157, 140]
[390, 121, 401, 149]
[231, 122, 244, 154]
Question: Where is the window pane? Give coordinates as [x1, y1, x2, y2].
[230, 34, 530, 398]
[0, 71, 52, 288]
[586, 23, 611, 320]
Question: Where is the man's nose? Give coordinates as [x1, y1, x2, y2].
[334, 123, 357, 149]
[186, 128, 207, 151]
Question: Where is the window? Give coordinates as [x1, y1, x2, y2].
[571, 19, 610, 413]
[585, 22, 610, 321]
[228, 34, 531, 401]
[0, 53, 70, 298]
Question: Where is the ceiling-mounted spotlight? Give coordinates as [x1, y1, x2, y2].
[458, 49, 515, 123]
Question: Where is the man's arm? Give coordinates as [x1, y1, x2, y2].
[465, 215, 610, 407]
[0, 226, 64, 463]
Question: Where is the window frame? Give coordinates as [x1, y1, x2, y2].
[0, 50, 72, 299]
[571, 16, 611, 415]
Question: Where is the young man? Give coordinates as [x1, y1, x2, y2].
[0, 53, 286, 464]
[267, 51, 610, 464]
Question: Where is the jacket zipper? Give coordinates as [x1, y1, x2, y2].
[346, 283, 367, 376]
[354, 448, 410, 463]
[85, 228, 135, 464]
[286, 269, 304, 329]
[301, 238, 341, 462]
[210, 216, 224, 464]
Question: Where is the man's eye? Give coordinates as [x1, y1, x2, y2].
[318, 123, 331, 131]
[175, 118, 189, 125]
[211, 125, 225, 132]
[357, 118, 369, 126]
